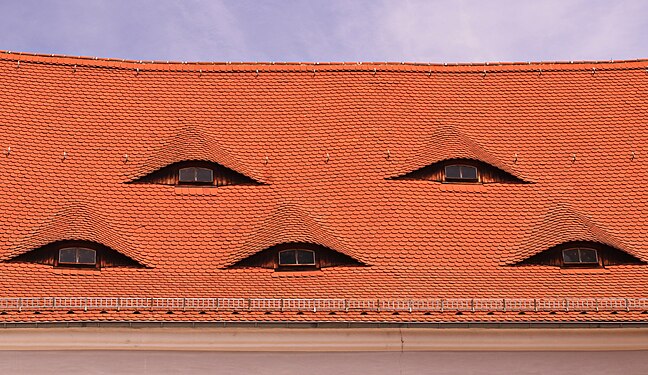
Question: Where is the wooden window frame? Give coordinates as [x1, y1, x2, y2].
[57, 247, 98, 268]
[178, 166, 214, 185]
[443, 164, 479, 183]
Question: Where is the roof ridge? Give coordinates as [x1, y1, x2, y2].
[2, 50, 648, 72]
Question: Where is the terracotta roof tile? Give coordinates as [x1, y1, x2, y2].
[0, 51, 647, 323]
[127, 124, 265, 183]
[389, 124, 528, 180]
[506, 203, 645, 264]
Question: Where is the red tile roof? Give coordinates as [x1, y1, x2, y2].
[1, 51, 647, 323]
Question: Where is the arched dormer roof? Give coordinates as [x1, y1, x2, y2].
[505, 203, 646, 265]
[127, 125, 264, 184]
[225, 203, 366, 268]
[1, 204, 150, 267]
[388, 124, 529, 182]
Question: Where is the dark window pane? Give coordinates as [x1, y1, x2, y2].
[563, 249, 580, 263]
[77, 248, 97, 264]
[297, 250, 315, 265]
[178, 167, 196, 182]
[445, 165, 461, 179]
[579, 249, 598, 263]
[195, 168, 213, 183]
[59, 248, 77, 264]
[279, 250, 297, 265]
[460, 166, 478, 180]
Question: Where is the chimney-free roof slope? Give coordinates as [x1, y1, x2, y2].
[0, 51, 647, 323]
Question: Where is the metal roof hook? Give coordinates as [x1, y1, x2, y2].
[538, 69, 542, 76]
[313, 68, 316, 77]
[62, 151, 68, 161]
[482, 70, 487, 77]
[591, 67, 596, 75]
[5, 146, 10, 156]
[73, 64, 77, 73]
[571, 153, 576, 163]
[16, 60, 20, 68]
[386, 149, 391, 160]
[135, 68, 140, 75]
[325, 153, 330, 163]
[631, 151, 635, 160]
[427, 70, 432, 77]
[199, 69, 202, 77]
[255, 69, 259, 77]
[373, 68, 377, 76]
[264, 156, 269, 165]
[513, 153, 518, 163]
[124, 154, 129, 163]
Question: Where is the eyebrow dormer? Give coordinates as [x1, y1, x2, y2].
[505, 204, 648, 267]
[127, 125, 264, 186]
[231, 242, 362, 271]
[132, 160, 258, 186]
[387, 124, 529, 183]
[0, 204, 153, 268]
[8, 240, 143, 269]
[395, 158, 524, 184]
[518, 241, 644, 268]
[225, 203, 368, 270]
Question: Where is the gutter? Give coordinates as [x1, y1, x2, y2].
[0, 325, 647, 352]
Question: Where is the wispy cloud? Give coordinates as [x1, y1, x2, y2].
[0, 0, 646, 62]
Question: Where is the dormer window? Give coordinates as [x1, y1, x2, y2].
[178, 167, 214, 184]
[230, 242, 363, 271]
[278, 249, 316, 266]
[392, 158, 526, 184]
[131, 160, 258, 187]
[562, 248, 598, 265]
[444, 164, 478, 182]
[517, 241, 644, 268]
[6, 240, 144, 269]
[58, 247, 97, 266]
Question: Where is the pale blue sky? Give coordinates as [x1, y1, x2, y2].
[1, 0, 646, 63]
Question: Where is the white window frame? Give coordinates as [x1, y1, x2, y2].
[58, 247, 97, 266]
[278, 249, 317, 266]
[562, 248, 599, 265]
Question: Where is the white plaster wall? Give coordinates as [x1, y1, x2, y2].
[0, 350, 647, 375]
